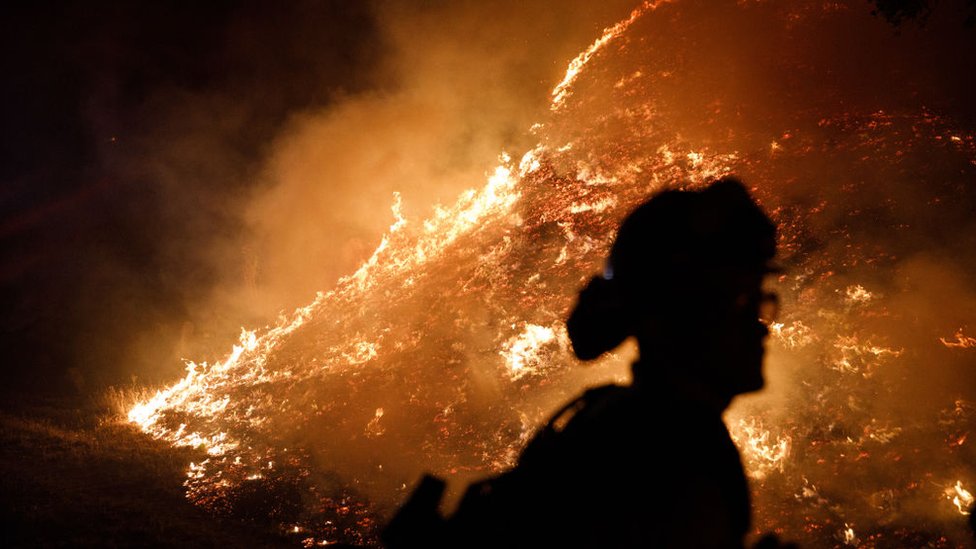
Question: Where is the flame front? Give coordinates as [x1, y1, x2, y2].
[550, 0, 670, 112]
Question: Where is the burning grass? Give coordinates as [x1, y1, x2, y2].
[120, 0, 976, 546]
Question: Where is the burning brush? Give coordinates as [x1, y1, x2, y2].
[129, 0, 976, 546]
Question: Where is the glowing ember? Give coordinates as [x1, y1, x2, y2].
[499, 323, 562, 380]
[365, 408, 385, 438]
[830, 335, 902, 377]
[940, 329, 976, 349]
[768, 320, 815, 350]
[729, 418, 790, 480]
[842, 523, 858, 546]
[945, 481, 974, 516]
[843, 284, 875, 305]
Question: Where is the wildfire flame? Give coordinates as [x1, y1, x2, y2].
[729, 418, 791, 480]
[127, 156, 524, 449]
[830, 335, 902, 377]
[549, 0, 671, 112]
[843, 285, 875, 306]
[499, 323, 564, 380]
[768, 320, 816, 350]
[945, 481, 974, 516]
[127, 1, 976, 546]
[842, 523, 858, 546]
[941, 329, 976, 349]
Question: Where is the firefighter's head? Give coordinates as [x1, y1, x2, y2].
[568, 177, 778, 398]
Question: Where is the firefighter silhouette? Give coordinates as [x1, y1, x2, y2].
[385, 177, 791, 548]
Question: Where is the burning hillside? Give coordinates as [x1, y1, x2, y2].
[129, 0, 976, 546]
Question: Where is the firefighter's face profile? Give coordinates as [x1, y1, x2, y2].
[711, 271, 775, 395]
[645, 269, 774, 396]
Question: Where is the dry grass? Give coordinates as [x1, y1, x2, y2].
[97, 381, 163, 423]
[0, 391, 294, 548]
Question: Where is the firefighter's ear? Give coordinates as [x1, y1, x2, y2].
[567, 276, 629, 361]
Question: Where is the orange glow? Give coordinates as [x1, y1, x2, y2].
[550, 0, 671, 112]
[945, 481, 974, 515]
[729, 417, 791, 480]
[940, 329, 976, 349]
[124, 1, 976, 545]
